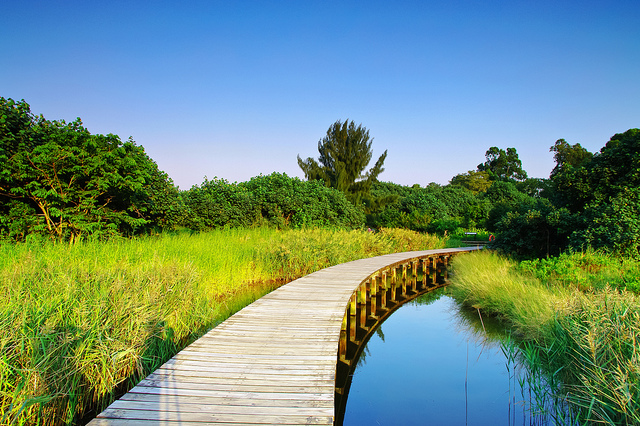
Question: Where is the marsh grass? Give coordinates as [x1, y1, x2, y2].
[448, 251, 570, 340]
[0, 227, 445, 425]
[451, 251, 640, 425]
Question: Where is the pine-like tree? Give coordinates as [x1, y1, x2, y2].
[297, 119, 387, 205]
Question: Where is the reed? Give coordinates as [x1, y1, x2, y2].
[448, 251, 569, 340]
[450, 250, 640, 425]
[0, 227, 445, 425]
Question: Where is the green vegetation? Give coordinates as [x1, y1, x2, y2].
[3, 96, 639, 425]
[492, 129, 640, 259]
[297, 119, 387, 206]
[0, 98, 180, 241]
[450, 250, 640, 425]
[183, 173, 365, 230]
[0, 227, 445, 425]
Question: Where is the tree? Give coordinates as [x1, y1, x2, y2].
[549, 138, 592, 179]
[551, 129, 640, 212]
[297, 120, 387, 204]
[0, 97, 180, 241]
[477, 147, 527, 182]
[449, 170, 492, 194]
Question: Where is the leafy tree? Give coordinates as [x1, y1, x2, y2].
[482, 181, 534, 231]
[552, 129, 640, 212]
[297, 119, 387, 205]
[449, 170, 492, 194]
[549, 138, 592, 179]
[493, 129, 640, 259]
[570, 187, 640, 258]
[492, 199, 574, 259]
[0, 97, 179, 241]
[477, 147, 527, 182]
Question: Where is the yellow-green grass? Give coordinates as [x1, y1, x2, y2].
[0, 227, 445, 425]
[450, 250, 640, 425]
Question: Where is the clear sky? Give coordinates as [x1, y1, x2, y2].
[3, 0, 639, 189]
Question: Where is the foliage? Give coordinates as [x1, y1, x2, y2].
[0, 227, 445, 425]
[518, 249, 640, 294]
[0, 97, 180, 241]
[368, 181, 490, 233]
[182, 177, 255, 230]
[489, 129, 640, 259]
[449, 170, 492, 194]
[492, 199, 575, 259]
[482, 180, 535, 231]
[183, 173, 365, 230]
[552, 129, 640, 213]
[569, 187, 640, 258]
[239, 172, 365, 228]
[297, 119, 387, 205]
[477, 146, 527, 182]
[549, 138, 592, 179]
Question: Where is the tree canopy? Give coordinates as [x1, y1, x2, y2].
[297, 119, 387, 204]
[0, 97, 180, 241]
[477, 147, 527, 182]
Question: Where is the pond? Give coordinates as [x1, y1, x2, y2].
[339, 289, 553, 425]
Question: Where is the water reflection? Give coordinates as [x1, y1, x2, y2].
[340, 290, 551, 425]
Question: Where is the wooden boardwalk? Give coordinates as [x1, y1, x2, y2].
[89, 248, 478, 426]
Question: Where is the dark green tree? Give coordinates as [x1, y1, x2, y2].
[477, 147, 527, 182]
[297, 120, 387, 204]
[549, 138, 593, 179]
[0, 97, 180, 241]
[552, 129, 640, 212]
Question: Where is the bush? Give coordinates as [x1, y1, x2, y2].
[184, 173, 365, 231]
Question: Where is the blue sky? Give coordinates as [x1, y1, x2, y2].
[3, 1, 639, 189]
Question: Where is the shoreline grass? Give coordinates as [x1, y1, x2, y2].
[449, 250, 640, 425]
[0, 227, 445, 425]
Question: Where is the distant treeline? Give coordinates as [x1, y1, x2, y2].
[2, 97, 639, 259]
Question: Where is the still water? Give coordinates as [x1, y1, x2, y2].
[342, 290, 535, 426]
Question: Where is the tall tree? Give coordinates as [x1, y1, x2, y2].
[477, 147, 527, 182]
[297, 119, 387, 204]
[0, 97, 180, 241]
[549, 138, 592, 179]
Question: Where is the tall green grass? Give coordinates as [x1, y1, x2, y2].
[0, 227, 445, 425]
[450, 250, 640, 425]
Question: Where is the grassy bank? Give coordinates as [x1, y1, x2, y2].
[0, 227, 445, 425]
[449, 250, 640, 425]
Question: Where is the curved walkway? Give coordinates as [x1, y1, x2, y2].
[89, 247, 478, 425]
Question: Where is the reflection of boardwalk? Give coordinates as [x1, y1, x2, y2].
[89, 248, 478, 425]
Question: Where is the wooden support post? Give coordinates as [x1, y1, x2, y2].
[391, 266, 397, 284]
[359, 283, 367, 329]
[412, 260, 418, 276]
[370, 276, 377, 316]
[349, 294, 357, 341]
[339, 315, 348, 362]
[402, 264, 407, 280]
[421, 259, 427, 286]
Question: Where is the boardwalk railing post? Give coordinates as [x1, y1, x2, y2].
[370, 276, 377, 317]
